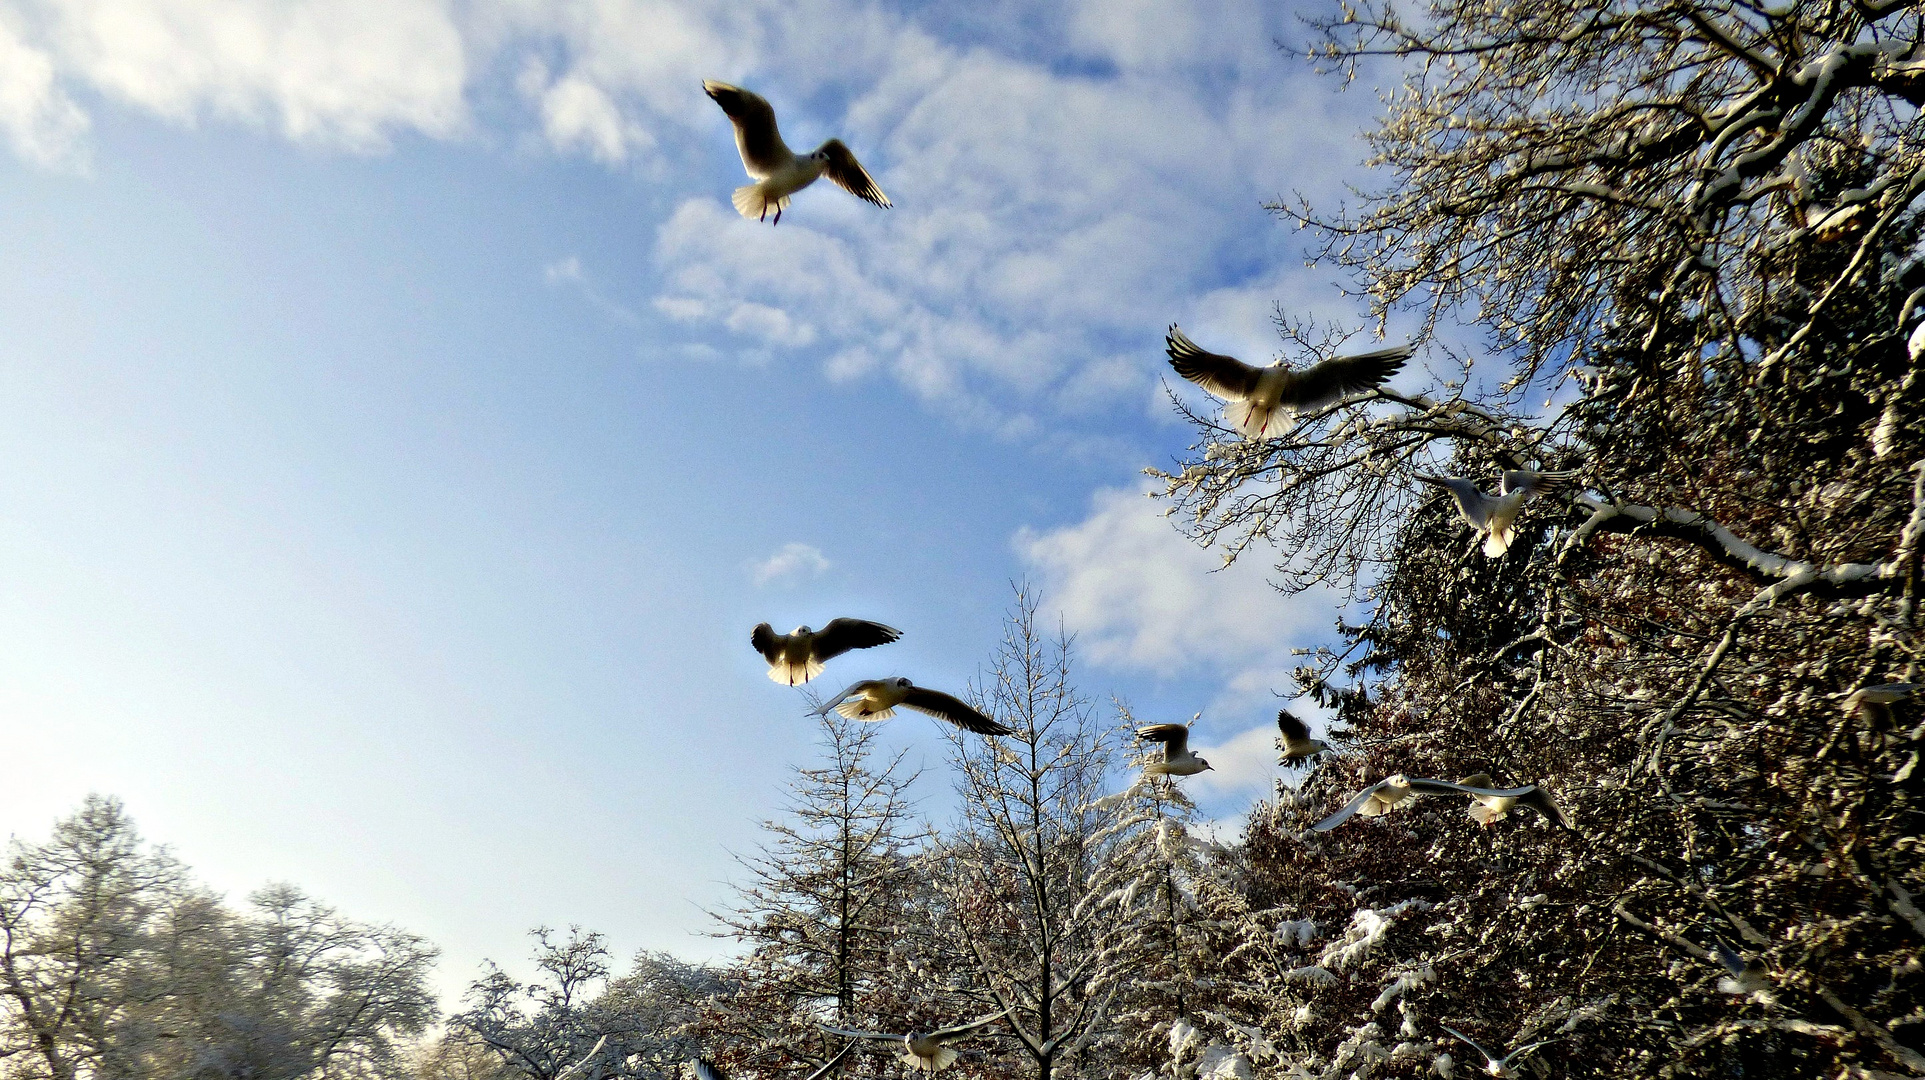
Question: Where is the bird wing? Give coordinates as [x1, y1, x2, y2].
[813, 680, 869, 717]
[1417, 475, 1498, 528]
[1439, 1025, 1498, 1068]
[555, 1038, 609, 1080]
[819, 139, 891, 208]
[694, 1059, 727, 1080]
[1136, 724, 1191, 756]
[1310, 779, 1398, 832]
[811, 618, 903, 661]
[1714, 942, 1748, 976]
[1497, 1038, 1558, 1067]
[703, 80, 790, 176]
[1275, 344, 1414, 411]
[901, 686, 1012, 735]
[1405, 777, 1538, 798]
[800, 1040, 859, 1080]
[1517, 787, 1574, 829]
[1499, 468, 1580, 497]
[751, 622, 784, 665]
[819, 1025, 906, 1042]
[1165, 326, 1263, 401]
[1276, 709, 1312, 742]
[925, 1009, 1011, 1041]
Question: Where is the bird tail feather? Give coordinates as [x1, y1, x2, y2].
[732, 184, 791, 221]
[902, 1048, 959, 1072]
[1225, 399, 1276, 439]
[1467, 802, 1503, 825]
[835, 700, 896, 722]
[767, 658, 826, 686]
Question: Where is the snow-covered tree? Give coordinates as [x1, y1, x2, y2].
[0, 796, 438, 1080]
[926, 589, 1161, 1080]
[700, 711, 923, 1077]
[1147, 0, 1925, 1075]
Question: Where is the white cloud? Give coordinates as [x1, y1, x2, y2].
[24, 0, 469, 150]
[1015, 485, 1326, 685]
[751, 542, 830, 586]
[0, 20, 88, 168]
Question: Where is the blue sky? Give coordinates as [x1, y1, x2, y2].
[0, 0, 1406, 1003]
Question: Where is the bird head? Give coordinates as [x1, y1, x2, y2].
[793, 625, 813, 635]
[1200, 758, 1214, 771]
[893, 677, 913, 689]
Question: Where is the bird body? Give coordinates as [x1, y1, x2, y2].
[1456, 773, 1572, 828]
[1416, 470, 1579, 556]
[1164, 325, 1412, 439]
[822, 1010, 1010, 1073]
[1136, 724, 1213, 776]
[1715, 943, 1772, 996]
[1440, 1026, 1554, 1079]
[704, 81, 891, 224]
[1276, 709, 1329, 762]
[751, 618, 901, 686]
[813, 677, 1012, 735]
[1843, 682, 1917, 720]
[1312, 776, 1571, 832]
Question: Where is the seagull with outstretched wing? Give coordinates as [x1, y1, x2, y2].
[1311, 776, 1570, 832]
[1164, 325, 1412, 440]
[695, 1041, 855, 1080]
[1456, 773, 1573, 829]
[1714, 943, 1772, 996]
[703, 81, 891, 224]
[751, 618, 901, 686]
[1276, 709, 1329, 763]
[1415, 469, 1579, 557]
[821, 1010, 1010, 1072]
[1439, 1025, 1556, 1078]
[813, 677, 1012, 736]
[1136, 723, 1213, 777]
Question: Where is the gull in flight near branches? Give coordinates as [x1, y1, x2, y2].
[821, 1009, 1010, 1072]
[695, 1040, 855, 1080]
[1415, 469, 1581, 557]
[1714, 943, 1773, 997]
[1277, 709, 1330, 763]
[703, 81, 891, 224]
[1163, 325, 1412, 439]
[1455, 773, 1574, 829]
[1439, 1025, 1556, 1079]
[1310, 776, 1571, 832]
[813, 678, 1013, 736]
[1136, 723, 1214, 777]
[751, 618, 901, 686]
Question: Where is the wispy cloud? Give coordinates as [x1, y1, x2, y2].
[750, 542, 830, 586]
[543, 256, 639, 325]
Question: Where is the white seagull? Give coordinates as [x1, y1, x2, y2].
[1164, 325, 1412, 440]
[1136, 724, 1214, 777]
[1277, 709, 1330, 763]
[821, 1010, 1010, 1073]
[703, 81, 891, 224]
[1842, 682, 1917, 721]
[1714, 943, 1772, 996]
[695, 1041, 854, 1080]
[751, 619, 901, 686]
[1311, 776, 1571, 832]
[1439, 1025, 1556, 1079]
[1456, 773, 1574, 829]
[812, 677, 1013, 736]
[1415, 469, 1580, 557]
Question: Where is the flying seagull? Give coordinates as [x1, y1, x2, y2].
[1310, 776, 1570, 832]
[1456, 773, 1573, 829]
[751, 619, 901, 686]
[1415, 469, 1581, 557]
[1136, 724, 1213, 777]
[695, 1041, 855, 1080]
[1277, 709, 1329, 762]
[1842, 682, 1918, 721]
[1439, 1025, 1556, 1079]
[813, 678, 1013, 736]
[703, 81, 891, 224]
[1163, 325, 1412, 440]
[821, 1009, 1010, 1073]
[1714, 943, 1772, 996]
